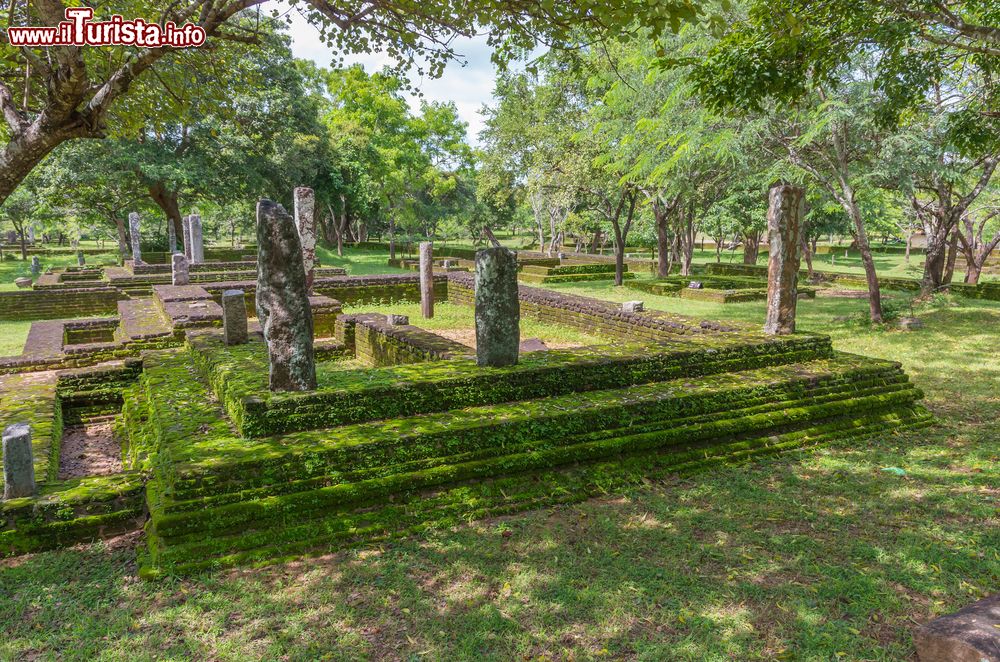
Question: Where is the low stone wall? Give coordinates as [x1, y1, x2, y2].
[340, 313, 472, 367]
[0, 287, 123, 321]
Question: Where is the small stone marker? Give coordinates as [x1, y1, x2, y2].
[622, 300, 644, 313]
[189, 214, 204, 264]
[897, 316, 924, 331]
[30, 255, 40, 276]
[167, 217, 177, 254]
[222, 289, 249, 345]
[3, 423, 35, 500]
[474, 247, 520, 367]
[688, 280, 703, 289]
[557, 252, 567, 260]
[293, 187, 317, 292]
[915, 593, 1000, 662]
[14, 277, 31, 288]
[256, 199, 317, 391]
[764, 182, 804, 335]
[182, 215, 192, 261]
[171, 253, 190, 286]
[76, 250, 85, 266]
[386, 314, 409, 326]
[419, 241, 434, 319]
[128, 211, 143, 264]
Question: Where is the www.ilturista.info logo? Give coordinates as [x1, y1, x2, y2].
[7, 7, 206, 48]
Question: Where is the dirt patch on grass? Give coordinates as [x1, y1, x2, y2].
[58, 421, 122, 479]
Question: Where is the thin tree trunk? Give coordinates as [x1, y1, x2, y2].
[943, 228, 959, 285]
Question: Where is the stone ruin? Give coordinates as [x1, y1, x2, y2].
[764, 182, 804, 335]
[474, 246, 520, 367]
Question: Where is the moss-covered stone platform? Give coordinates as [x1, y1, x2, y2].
[0, 273, 932, 577]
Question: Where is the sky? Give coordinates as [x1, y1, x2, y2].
[280, 4, 499, 146]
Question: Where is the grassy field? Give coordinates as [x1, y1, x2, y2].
[1, 252, 997, 661]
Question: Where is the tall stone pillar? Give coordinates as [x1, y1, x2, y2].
[2, 423, 35, 500]
[128, 212, 142, 264]
[764, 182, 804, 335]
[189, 214, 204, 264]
[171, 253, 190, 286]
[182, 215, 192, 261]
[419, 241, 434, 318]
[30, 256, 40, 277]
[167, 217, 177, 254]
[256, 199, 317, 391]
[222, 289, 249, 345]
[474, 247, 520, 367]
[76, 251, 85, 266]
[293, 187, 317, 292]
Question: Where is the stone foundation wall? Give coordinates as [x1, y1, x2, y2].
[0, 287, 123, 321]
[341, 313, 472, 367]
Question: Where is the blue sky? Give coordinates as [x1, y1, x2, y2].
[281, 4, 499, 146]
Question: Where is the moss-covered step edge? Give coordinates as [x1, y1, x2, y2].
[151, 356, 912, 501]
[517, 271, 637, 284]
[186, 333, 834, 437]
[139, 406, 933, 577]
[154, 383, 921, 525]
[146, 386, 923, 542]
[0, 470, 147, 556]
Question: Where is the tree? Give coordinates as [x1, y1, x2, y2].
[0, 0, 708, 208]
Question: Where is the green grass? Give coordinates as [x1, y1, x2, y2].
[316, 245, 409, 276]
[0, 320, 31, 356]
[1, 252, 998, 660]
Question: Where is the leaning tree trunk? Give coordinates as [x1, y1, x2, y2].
[942, 228, 959, 285]
[848, 206, 883, 323]
[147, 181, 184, 247]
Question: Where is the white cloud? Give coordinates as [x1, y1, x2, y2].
[278, 2, 497, 146]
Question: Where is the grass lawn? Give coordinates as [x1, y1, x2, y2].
[1, 254, 997, 661]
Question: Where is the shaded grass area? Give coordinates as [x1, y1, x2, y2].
[0, 320, 31, 356]
[1, 260, 998, 661]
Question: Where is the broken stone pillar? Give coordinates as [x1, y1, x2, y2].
[622, 301, 644, 313]
[256, 199, 317, 391]
[763, 183, 804, 335]
[167, 217, 177, 254]
[171, 253, 190, 286]
[474, 247, 520, 367]
[128, 212, 142, 264]
[419, 241, 434, 318]
[3, 423, 35, 500]
[189, 214, 204, 264]
[915, 593, 1000, 662]
[182, 215, 192, 261]
[222, 289, 249, 345]
[293, 187, 317, 292]
[30, 256, 40, 277]
[76, 251, 85, 266]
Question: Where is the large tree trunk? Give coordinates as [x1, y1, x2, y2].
[146, 181, 184, 246]
[114, 216, 130, 258]
[742, 232, 760, 265]
[942, 228, 959, 285]
[0, 120, 91, 208]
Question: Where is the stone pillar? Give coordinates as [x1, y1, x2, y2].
[167, 217, 177, 254]
[128, 212, 142, 264]
[171, 253, 190, 286]
[30, 256, 40, 277]
[763, 182, 804, 336]
[419, 241, 434, 318]
[76, 250, 85, 266]
[222, 289, 249, 345]
[189, 214, 204, 264]
[256, 199, 317, 391]
[293, 187, 317, 292]
[27, 226, 34, 244]
[182, 215, 192, 261]
[2, 423, 35, 500]
[474, 247, 520, 367]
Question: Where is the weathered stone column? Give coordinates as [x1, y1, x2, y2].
[182, 215, 192, 261]
[256, 199, 317, 391]
[2, 423, 35, 500]
[763, 182, 804, 335]
[128, 212, 143, 264]
[293, 187, 317, 292]
[76, 251, 85, 266]
[171, 253, 190, 286]
[419, 241, 434, 318]
[222, 289, 249, 345]
[30, 256, 40, 277]
[189, 214, 204, 264]
[474, 247, 520, 367]
[167, 217, 177, 254]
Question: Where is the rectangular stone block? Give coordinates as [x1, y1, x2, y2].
[475, 247, 520, 367]
[171, 253, 190, 286]
[222, 289, 248, 345]
[3, 423, 35, 499]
